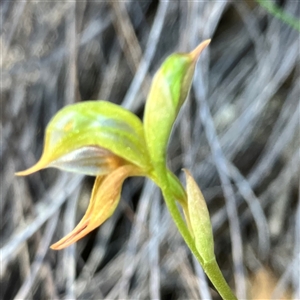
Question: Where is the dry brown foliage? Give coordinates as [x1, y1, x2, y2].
[1, 1, 299, 299]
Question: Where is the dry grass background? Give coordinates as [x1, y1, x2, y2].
[1, 1, 299, 299]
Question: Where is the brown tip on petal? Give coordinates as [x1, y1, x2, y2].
[50, 219, 90, 250]
[189, 39, 211, 61]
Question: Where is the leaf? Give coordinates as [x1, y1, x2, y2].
[184, 169, 215, 263]
[144, 40, 211, 165]
[16, 101, 151, 175]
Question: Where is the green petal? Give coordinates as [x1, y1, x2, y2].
[16, 101, 151, 175]
[144, 40, 210, 165]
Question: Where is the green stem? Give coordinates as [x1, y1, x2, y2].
[151, 166, 204, 265]
[153, 165, 237, 300]
[204, 258, 238, 300]
[160, 181, 204, 266]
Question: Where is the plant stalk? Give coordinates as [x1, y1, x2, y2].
[153, 165, 237, 300]
[203, 259, 238, 300]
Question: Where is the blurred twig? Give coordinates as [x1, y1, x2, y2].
[256, 0, 300, 32]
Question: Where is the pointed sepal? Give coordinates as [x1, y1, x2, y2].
[16, 101, 151, 176]
[15, 146, 124, 176]
[144, 40, 210, 164]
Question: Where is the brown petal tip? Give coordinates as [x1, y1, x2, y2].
[50, 220, 90, 250]
[189, 39, 211, 61]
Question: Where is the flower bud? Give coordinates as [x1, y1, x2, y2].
[184, 169, 215, 263]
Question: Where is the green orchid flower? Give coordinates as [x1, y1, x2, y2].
[16, 41, 210, 250]
[16, 40, 237, 299]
